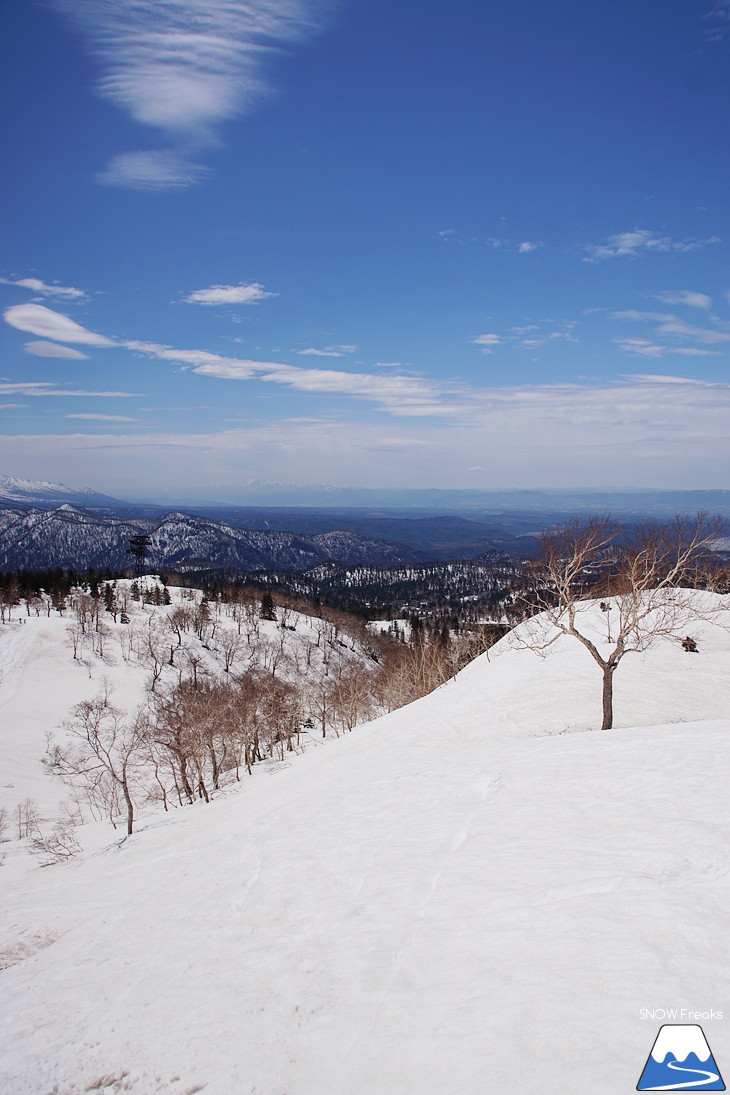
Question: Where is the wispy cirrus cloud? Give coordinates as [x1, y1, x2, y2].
[611, 306, 730, 356]
[97, 150, 211, 192]
[704, 0, 730, 41]
[4, 375, 729, 492]
[654, 318, 730, 344]
[5, 302, 725, 436]
[2, 303, 453, 418]
[0, 382, 138, 398]
[488, 238, 543, 254]
[24, 341, 89, 360]
[297, 345, 356, 357]
[471, 333, 503, 353]
[52, 0, 337, 190]
[655, 289, 712, 310]
[584, 229, 721, 261]
[65, 413, 138, 421]
[0, 276, 88, 300]
[614, 337, 718, 358]
[182, 281, 278, 306]
[472, 321, 578, 353]
[180, 356, 452, 417]
[437, 231, 541, 253]
[622, 373, 710, 385]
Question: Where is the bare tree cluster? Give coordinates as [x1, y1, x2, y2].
[38, 578, 508, 835]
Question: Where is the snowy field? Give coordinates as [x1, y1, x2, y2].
[1, 590, 729, 1093]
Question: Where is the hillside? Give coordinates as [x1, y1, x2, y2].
[0, 592, 729, 1093]
[0, 578, 384, 815]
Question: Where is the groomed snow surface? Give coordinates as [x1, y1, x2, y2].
[1, 590, 729, 1094]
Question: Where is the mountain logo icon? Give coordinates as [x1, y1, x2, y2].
[637, 1024, 725, 1090]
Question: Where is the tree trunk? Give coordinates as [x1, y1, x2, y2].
[178, 755, 195, 804]
[601, 665, 615, 730]
[122, 777, 135, 835]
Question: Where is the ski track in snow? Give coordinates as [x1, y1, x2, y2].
[649, 1059, 721, 1089]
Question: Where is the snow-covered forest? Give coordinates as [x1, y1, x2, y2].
[0, 575, 500, 840]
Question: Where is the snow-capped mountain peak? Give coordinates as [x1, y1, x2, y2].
[651, 1024, 712, 1063]
[0, 473, 120, 506]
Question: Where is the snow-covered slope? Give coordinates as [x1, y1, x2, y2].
[0, 579, 378, 814]
[1, 594, 729, 1094]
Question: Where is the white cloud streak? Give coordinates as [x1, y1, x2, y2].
[471, 334, 502, 354]
[24, 341, 89, 360]
[0, 383, 139, 398]
[655, 290, 712, 310]
[472, 323, 578, 353]
[191, 358, 451, 416]
[297, 345, 356, 357]
[182, 281, 277, 306]
[611, 307, 730, 356]
[0, 277, 88, 300]
[584, 229, 721, 261]
[65, 414, 138, 421]
[704, 1, 730, 41]
[3, 304, 724, 442]
[654, 318, 730, 345]
[121, 335, 452, 416]
[52, 0, 336, 189]
[488, 238, 542, 254]
[4, 305, 114, 346]
[96, 150, 211, 191]
[4, 376, 729, 491]
[614, 337, 718, 358]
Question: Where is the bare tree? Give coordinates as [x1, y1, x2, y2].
[1, 578, 19, 623]
[328, 666, 375, 734]
[44, 682, 146, 834]
[70, 591, 98, 635]
[517, 513, 724, 729]
[168, 605, 193, 646]
[140, 623, 168, 691]
[66, 621, 85, 660]
[216, 628, 243, 673]
[30, 810, 82, 865]
[15, 798, 40, 839]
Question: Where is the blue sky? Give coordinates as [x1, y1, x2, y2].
[1, 0, 729, 501]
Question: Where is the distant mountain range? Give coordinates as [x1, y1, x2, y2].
[1, 474, 727, 572]
[3, 473, 729, 518]
[0, 505, 425, 573]
[0, 474, 122, 508]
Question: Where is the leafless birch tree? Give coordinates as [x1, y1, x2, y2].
[517, 512, 724, 729]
